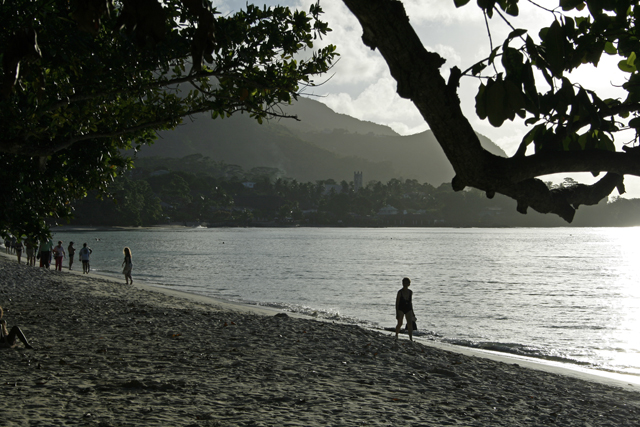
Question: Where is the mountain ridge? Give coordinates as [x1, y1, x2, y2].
[142, 97, 507, 185]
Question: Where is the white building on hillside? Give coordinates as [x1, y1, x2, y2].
[377, 205, 399, 216]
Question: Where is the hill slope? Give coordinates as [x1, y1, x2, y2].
[142, 97, 506, 184]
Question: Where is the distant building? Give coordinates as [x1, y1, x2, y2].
[354, 171, 363, 192]
[377, 205, 399, 216]
[242, 182, 256, 189]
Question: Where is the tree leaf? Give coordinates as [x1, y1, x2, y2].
[486, 80, 507, 127]
[542, 20, 566, 76]
[475, 83, 488, 119]
[506, 28, 528, 42]
[628, 116, 640, 129]
[454, 0, 471, 7]
[618, 59, 636, 73]
[604, 41, 617, 55]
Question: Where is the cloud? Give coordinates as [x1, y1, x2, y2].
[316, 77, 429, 135]
[297, 0, 390, 87]
[403, 0, 485, 24]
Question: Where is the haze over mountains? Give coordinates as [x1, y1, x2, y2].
[143, 97, 507, 185]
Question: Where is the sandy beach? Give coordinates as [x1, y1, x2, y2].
[1, 253, 639, 426]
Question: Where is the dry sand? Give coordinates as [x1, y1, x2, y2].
[1, 253, 639, 426]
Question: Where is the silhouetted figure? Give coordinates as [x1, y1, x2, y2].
[122, 247, 133, 285]
[14, 239, 23, 263]
[25, 238, 36, 266]
[395, 277, 416, 341]
[39, 238, 53, 269]
[53, 240, 65, 271]
[67, 241, 75, 270]
[0, 307, 34, 349]
[79, 243, 92, 274]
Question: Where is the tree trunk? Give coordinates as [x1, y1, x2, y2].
[342, 0, 626, 222]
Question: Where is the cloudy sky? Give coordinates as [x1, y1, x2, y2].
[214, 0, 640, 197]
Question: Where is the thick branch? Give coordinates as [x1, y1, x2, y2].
[343, 0, 498, 183]
[38, 68, 203, 117]
[342, 0, 638, 222]
[1, 66, 303, 156]
[508, 149, 640, 181]
[494, 173, 624, 222]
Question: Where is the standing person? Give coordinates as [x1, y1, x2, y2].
[0, 307, 34, 350]
[122, 247, 133, 285]
[53, 240, 65, 271]
[67, 241, 76, 270]
[39, 238, 53, 269]
[79, 243, 92, 274]
[25, 238, 36, 266]
[395, 277, 416, 341]
[14, 238, 23, 264]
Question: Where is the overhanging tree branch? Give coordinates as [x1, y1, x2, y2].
[342, 0, 640, 222]
[3, 98, 303, 157]
[0, 0, 337, 237]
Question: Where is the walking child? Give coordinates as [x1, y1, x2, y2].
[122, 247, 133, 285]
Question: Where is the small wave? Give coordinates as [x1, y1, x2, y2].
[381, 327, 442, 338]
[444, 339, 593, 366]
[254, 302, 380, 328]
[544, 324, 609, 330]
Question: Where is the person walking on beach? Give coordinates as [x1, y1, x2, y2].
[395, 277, 416, 341]
[39, 238, 53, 269]
[53, 240, 65, 271]
[122, 247, 133, 285]
[14, 238, 23, 264]
[79, 243, 92, 274]
[0, 307, 34, 350]
[26, 238, 36, 266]
[68, 241, 76, 270]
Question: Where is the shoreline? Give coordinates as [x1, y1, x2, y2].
[3, 251, 639, 392]
[1, 253, 640, 425]
[116, 270, 640, 391]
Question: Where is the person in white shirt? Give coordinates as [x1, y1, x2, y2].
[79, 243, 92, 274]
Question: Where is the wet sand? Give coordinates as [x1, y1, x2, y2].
[1, 253, 639, 426]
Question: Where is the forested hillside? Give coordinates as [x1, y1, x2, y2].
[69, 156, 640, 228]
[137, 98, 507, 185]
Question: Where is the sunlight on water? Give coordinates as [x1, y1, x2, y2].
[599, 228, 640, 372]
[52, 227, 640, 378]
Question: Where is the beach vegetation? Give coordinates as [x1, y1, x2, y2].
[0, 0, 336, 239]
[67, 156, 640, 227]
[343, 0, 640, 223]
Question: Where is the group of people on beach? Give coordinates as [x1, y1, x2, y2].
[3, 236, 132, 283]
[6, 237, 95, 273]
[5, 232, 414, 350]
[1, 243, 134, 351]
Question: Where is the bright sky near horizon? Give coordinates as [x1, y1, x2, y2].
[214, 0, 640, 198]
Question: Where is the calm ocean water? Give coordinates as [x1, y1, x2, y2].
[52, 227, 640, 378]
